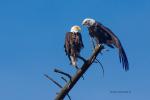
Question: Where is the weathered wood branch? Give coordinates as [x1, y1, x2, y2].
[44, 74, 72, 100]
[55, 44, 104, 100]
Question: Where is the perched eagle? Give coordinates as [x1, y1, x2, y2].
[64, 25, 84, 69]
[82, 18, 129, 71]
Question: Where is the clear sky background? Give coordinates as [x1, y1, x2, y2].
[0, 0, 150, 100]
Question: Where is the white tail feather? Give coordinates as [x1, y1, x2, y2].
[70, 56, 77, 67]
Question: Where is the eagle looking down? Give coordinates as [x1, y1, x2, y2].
[82, 18, 129, 71]
[64, 25, 84, 69]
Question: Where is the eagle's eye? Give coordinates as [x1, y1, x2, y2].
[85, 21, 88, 24]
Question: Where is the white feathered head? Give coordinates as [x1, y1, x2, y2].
[70, 25, 81, 33]
[82, 18, 96, 27]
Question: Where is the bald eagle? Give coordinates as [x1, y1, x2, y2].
[82, 18, 129, 71]
[64, 25, 84, 69]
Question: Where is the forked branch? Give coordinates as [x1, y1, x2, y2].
[55, 44, 104, 100]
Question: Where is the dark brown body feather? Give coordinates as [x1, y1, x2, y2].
[64, 32, 84, 66]
[88, 22, 129, 71]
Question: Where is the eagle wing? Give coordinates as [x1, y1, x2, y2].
[78, 32, 84, 49]
[64, 32, 72, 61]
[97, 23, 129, 71]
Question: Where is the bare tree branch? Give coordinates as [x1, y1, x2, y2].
[44, 74, 72, 100]
[44, 74, 62, 88]
[66, 94, 71, 100]
[77, 55, 86, 63]
[61, 77, 68, 83]
[54, 68, 72, 81]
[55, 44, 104, 100]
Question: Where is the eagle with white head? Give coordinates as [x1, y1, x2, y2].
[64, 25, 84, 69]
[82, 18, 129, 71]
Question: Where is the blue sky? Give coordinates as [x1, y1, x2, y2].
[0, 0, 150, 100]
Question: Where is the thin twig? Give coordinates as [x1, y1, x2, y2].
[61, 77, 68, 83]
[54, 68, 72, 81]
[95, 58, 105, 77]
[44, 74, 62, 88]
[77, 55, 86, 63]
[67, 94, 71, 100]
